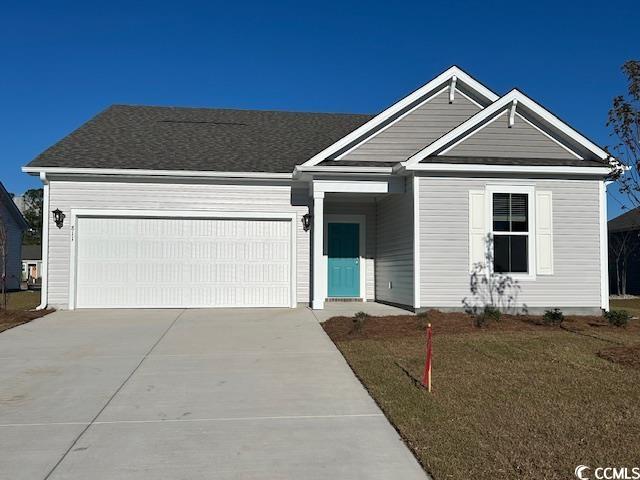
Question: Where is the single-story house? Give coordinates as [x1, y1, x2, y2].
[23, 66, 612, 313]
[0, 182, 28, 291]
[608, 207, 640, 296]
[21, 244, 42, 285]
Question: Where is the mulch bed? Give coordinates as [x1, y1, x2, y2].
[0, 309, 52, 333]
[323, 309, 607, 342]
[598, 344, 640, 370]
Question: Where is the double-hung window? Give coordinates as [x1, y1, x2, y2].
[490, 188, 533, 275]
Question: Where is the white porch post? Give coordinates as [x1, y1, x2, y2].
[312, 191, 325, 309]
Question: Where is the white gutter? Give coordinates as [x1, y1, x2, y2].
[36, 172, 49, 310]
[399, 163, 611, 176]
[22, 167, 293, 180]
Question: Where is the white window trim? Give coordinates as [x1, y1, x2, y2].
[323, 214, 367, 301]
[485, 185, 536, 281]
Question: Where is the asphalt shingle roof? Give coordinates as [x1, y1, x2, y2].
[609, 207, 640, 233]
[27, 105, 373, 173]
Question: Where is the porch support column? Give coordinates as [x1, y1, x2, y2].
[312, 191, 325, 309]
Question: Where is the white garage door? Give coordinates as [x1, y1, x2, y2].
[74, 216, 292, 308]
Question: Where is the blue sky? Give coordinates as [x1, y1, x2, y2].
[1, 0, 637, 218]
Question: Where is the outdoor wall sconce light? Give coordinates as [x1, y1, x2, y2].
[52, 208, 65, 229]
[301, 213, 312, 232]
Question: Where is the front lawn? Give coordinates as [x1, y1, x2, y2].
[323, 311, 640, 480]
[0, 291, 51, 333]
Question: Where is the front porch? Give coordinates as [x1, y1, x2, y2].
[309, 299, 414, 322]
[308, 176, 417, 310]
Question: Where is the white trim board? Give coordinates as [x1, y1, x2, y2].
[402, 163, 611, 176]
[412, 176, 421, 309]
[67, 209, 298, 310]
[23, 167, 292, 180]
[300, 66, 498, 168]
[312, 177, 404, 195]
[599, 181, 610, 311]
[324, 215, 367, 301]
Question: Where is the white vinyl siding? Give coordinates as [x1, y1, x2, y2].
[75, 216, 291, 308]
[375, 181, 414, 306]
[339, 89, 480, 162]
[443, 112, 578, 159]
[419, 177, 602, 309]
[47, 180, 309, 308]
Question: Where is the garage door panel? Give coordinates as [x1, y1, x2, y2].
[75, 217, 292, 308]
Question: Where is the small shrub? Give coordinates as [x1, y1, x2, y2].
[604, 310, 631, 327]
[484, 305, 501, 321]
[543, 308, 564, 326]
[351, 311, 369, 333]
[475, 305, 501, 327]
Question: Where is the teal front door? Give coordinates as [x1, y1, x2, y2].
[327, 222, 360, 297]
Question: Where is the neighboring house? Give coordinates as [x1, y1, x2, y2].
[23, 66, 612, 313]
[608, 207, 640, 296]
[21, 244, 42, 286]
[12, 195, 25, 213]
[0, 182, 28, 291]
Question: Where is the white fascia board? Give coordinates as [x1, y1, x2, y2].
[299, 66, 499, 168]
[406, 89, 611, 165]
[294, 165, 393, 174]
[403, 163, 611, 176]
[313, 177, 404, 194]
[22, 166, 292, 180]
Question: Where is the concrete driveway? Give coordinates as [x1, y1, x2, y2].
[0, 308, 427, 479]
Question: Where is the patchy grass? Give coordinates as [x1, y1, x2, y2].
[6, 290, 41, 310]
[323, 312, 640, 480]
[0, 291, 51, 333]
[610, 297, 640, 317]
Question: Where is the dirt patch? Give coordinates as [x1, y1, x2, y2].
[0, 309, 53, 333]
[322, 309, 608, 342]
[598, 344, 640, 369]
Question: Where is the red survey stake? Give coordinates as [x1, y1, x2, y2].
[421, 323, 433, 392]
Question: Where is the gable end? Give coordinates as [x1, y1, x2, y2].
[441, 111, 581, 160]
[335, 87, 483, 163]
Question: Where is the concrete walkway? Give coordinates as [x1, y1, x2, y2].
[0, 308, 427, 480]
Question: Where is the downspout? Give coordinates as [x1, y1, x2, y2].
[36, 172, 49, 310]
[600, 180, 611, 312]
